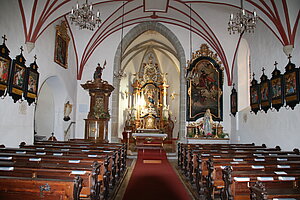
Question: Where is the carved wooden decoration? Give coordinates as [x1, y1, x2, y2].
[260, 67, 271, 113]
[250, 73, 260, 114]
[270, 61, 284, 111]
[24, 55, 39, 105]
[283, 56, 299, 110]
[8, 46, 27, 103]
[230, 84, 237, 116]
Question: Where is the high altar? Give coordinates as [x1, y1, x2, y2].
[124, 54, 174, 142]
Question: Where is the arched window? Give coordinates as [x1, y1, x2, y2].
[237, 39, 250, 111]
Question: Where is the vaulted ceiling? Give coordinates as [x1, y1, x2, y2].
[17, 0, 300, 83]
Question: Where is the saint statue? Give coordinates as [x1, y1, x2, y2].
[93, 61, 106, 81]
[203, 109, 213, 136]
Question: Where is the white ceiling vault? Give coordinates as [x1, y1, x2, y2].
[17, 0, 299, 84]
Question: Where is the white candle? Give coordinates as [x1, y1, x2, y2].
[76, 3, 79, 9]
[242, 9, 245, 15]
[254, 10, 257, 17]
[97, 11, 100, 18]
[71, 9, 74, 14]
[230, 13, 233, 20]
[90, 5, 92, 11]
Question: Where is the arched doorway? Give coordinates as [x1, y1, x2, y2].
[34, 76, 69, 141]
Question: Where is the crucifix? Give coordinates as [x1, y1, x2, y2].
[20, 46, 24, 54]
[288, 54, 292, 62]
[34, 55, 37, 62]
[252, 72, 255, 79]
[262, 67, 265, 74]
[274, 61, 278, 69]
[2, 35, 7, 44]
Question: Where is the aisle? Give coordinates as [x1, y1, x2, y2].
[122, 149, 192, 200]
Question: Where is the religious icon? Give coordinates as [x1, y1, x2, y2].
[27, 71, 37, 93]
[54, 21, 70, 69]
[271, 78, 282, 98]
[260, 82, 269, 101]
[284, 72, 296, 95]
[0, 58, 9, 83]
[13, 64, 25, 88]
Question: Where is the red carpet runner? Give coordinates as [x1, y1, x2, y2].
[122, 149, 191, 200]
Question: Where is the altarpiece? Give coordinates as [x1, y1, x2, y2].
[126, 52, 173, 139]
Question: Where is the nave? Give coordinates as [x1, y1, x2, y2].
[1, 139, 300, 199]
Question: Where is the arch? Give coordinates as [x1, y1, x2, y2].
[237, 38, 250, 111]
[34, 76, 68, 141]
[110, 22, 186, 141]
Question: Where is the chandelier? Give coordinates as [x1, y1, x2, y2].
[228, 0, 258, 34]
[69, 0, 101, 31]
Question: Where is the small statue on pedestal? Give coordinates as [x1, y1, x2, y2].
[203, 109, 213, 137]
[93, 60, 106, 81]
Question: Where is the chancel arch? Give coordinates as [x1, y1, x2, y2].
[111, 22, 185, 141]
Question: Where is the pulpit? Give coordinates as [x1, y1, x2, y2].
[81, 63, 114, 143]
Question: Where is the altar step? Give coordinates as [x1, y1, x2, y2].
[127, 152, 177, 160]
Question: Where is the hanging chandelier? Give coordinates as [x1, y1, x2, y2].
[69, 0, 101, 31]
[228, 0, 258, 34]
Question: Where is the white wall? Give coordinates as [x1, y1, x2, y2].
[0, 1, 77, 147]
[232, 19, 300, 150]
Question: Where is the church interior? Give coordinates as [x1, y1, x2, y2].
[0, 0, 300, 199]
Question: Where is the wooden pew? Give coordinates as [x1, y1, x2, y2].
[0, 161, 101, 199]
[250, 181, 300, 200]
[0, 175, 83, 200]
[221, 166, 300, 200]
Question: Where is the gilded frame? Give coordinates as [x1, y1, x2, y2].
[54, 21, 70, 69]
[187, 56, 223, 121]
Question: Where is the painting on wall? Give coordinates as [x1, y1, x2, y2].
[24, 58, 39, 105]
[270, 62, 284, 111]
[230, 84, 237, 117]
[259, 69, 271, 113]
[283, 59, 299, 109]
[0, 36, 12, 97]
[186, 44, 223, 121]
[54, 21, 70, 69]
[8, 48, 27, 103]
[250, 74, 260, 114]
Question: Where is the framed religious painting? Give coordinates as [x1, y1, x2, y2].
[270, 62, 284, 111]
[259, 68, 271, 113]
[250, 74, 260, 114]
[54, 21, 70, 69]
[24, 57, 39, 105]
[283, 59, 299, 109]
[230, 84, 237, 117]
[0, 35, 12, 97]
[8, 48, 27, 103]
[186, 44, 223, 121]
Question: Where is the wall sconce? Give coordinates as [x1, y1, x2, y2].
[170, 92, 179, 100]
[63, 101, 72, 121]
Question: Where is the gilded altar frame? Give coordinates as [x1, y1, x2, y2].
[186, 44, 223, 121]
